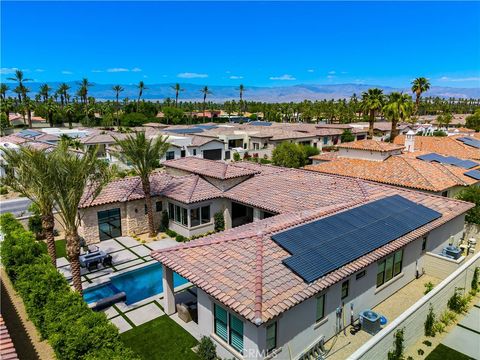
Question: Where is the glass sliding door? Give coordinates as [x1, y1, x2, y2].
[97, 208, 122, 241]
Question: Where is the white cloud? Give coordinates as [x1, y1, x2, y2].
[92, 69, 103, 73]
[132, 67, 142, 72]
[328, 70, 336, 75]
[229, 75, 243, 80]
[62, 70, 73, 75]
[35, 68, 45, 73]
[327, 75, 335, 79]
[177, 72, 208, 79]
[225, 70, 231, 74]
[439, 76, 480, 82]
[107, 68, 129, 73]
[269, 74, 296, 81]
[307, 69, 315, 73]
[341, 71, 348, 74]
[0, 67, 19, 75]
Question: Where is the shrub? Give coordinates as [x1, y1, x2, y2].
[387, 328, 405, 360]
[340, 129, 355, 143]
[0, 214, 139, 360]
[214, 212, 225, 232]
[233, 152, 241, 162]
[424, 304, 436, 337]
[439, 310, 457, 326]
[432, 130, 447, 137]
[448, 288, 469, 313]
[197, 336, 217, 360]
[456, 186, 480, 224]
[424, 281, 434, 295]
[472, 267, 479, 294]
[121, 112, 148, 127]
[271, 142, 306, 168]
[175, 234, 187, 242]
[0, 185, 8, 195]
[165, 228, 178, 238]
[159, 210, 169, 232]
[28, 203, 43, 239]
[260, 158, 271, 164]
[433, 321, 445, 334]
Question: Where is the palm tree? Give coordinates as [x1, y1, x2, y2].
[45, 99, 58, 127]
[237, 84, 245, 114]
[50, 141, 110, 294]
[411, 77, 431, 115]
[200, 86, 212, 123]
[77, 78, 92, 105]
[171, 83, 184, 107]
[1, 147, 57, 267]
[0, 83, 8, 101]
[64, 103, 75, 129]
[7, 70, 32, 128]
[113, 132, 170, 237]
[137, 81, 147, 112]
[361, 88, 385, 139]
[39, 83, 52, 103]
[57, 83, 70, 107]
[383, 92, 414, 142]
[112, 85, 124, 125]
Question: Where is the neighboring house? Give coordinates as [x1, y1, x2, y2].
[146, 158, 472, 360]
[306, 138, 479, 198]
[349, 122, 412, 141]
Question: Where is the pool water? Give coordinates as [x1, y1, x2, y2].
[83, 262, 188, 305]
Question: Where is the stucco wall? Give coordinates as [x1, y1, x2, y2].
[338, 148, 398, 161]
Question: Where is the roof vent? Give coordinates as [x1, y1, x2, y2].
[405, 130, 415, 152]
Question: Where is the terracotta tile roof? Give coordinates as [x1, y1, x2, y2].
[79, 172, 223, 208]
[152, 184, 473, 324]
[80, 133, 128, 145]
[309, 152, 340, 161]
[0, 315, 19, 360]
[394, 135, 480, 160]
[305, 156, 478, 192]
[163, 157, 260, 180]
[337, 139, 404, 152]
[0, 135, 28, 145]
[188, 135, 223, 147]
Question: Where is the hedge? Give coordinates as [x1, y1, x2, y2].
[0, 213, 140, 360]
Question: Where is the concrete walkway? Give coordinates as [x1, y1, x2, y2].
[441, 301, 480, 359]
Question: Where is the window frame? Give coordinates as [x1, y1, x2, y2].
[201, 205, 211, 224]
[214, 304, 228, 342]
[266, 321, 277, 352]
[315, 293, 326, 322]
[166, 151, 175, 160]
[356, 270, 366, 280]
[341, 280, 349, 300]
[214, 303, 244, 354]
[376, 249, 404, 288]
[156, 201, 162, 212]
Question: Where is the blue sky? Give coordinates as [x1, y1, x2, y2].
[1, 1, 480, 88]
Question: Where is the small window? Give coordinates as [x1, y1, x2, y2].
[168, 203, 174, 220]
[356, 270, 366, 280]
[193, 149, 197, 156]
[266, 322, 277, 352]
[166, 151, 175, 160]
[422, 237, 427, 252]
[214, 304, 228, 341]
[393, 249, 403, 276]
[191, 208, 200, 227]
[341, 280, 349, 299]
[441, 191, 448, 197]
[181, 150, 186, 158]
[225, 151, 230, 160]
[315, 294, 325, 322]
[323, 136, 328, 145]
[175, 205, 181, 223]
[385, 256, 394, 282]
[229, 314, 244, 353]
[376, 260, 386, 287]
[201, 205, 210, 224]
[182, 208, 188, 226]
[156, 201, 162, 212]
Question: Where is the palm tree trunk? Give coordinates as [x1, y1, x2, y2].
[175, 92, 179, 107]
[142, 179, 156, 237]
[390, 118, 399, 143]
[203, 100, 206, 123]
[27, 107, 32, 128]
[66, 229, 83, 294]
[42, 212, 56, 267]
[368, 110, 375, 139]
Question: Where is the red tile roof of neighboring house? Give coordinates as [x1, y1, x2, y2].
[337, 139, 404, 152]
[309, 152, 340, 161]
[79, 172, 223, 208]
[0, 135, 28, 145]
[152, 182, 472, 324]
[163, 157, 260, 180]
[393, 135, 480, 160]
[188, 135, 223, 147]
[305, 156, 478, 192]
[0, 315, 19, 360]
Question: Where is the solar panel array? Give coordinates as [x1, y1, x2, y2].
[249, 121, 272, 126]
[272, 195, 441, 283]
[464, 170, 480, 180]
[18, 129, 42, 138]
[416, 153, 478, 169]
[164, 128, 205, 134]
[457, 137, 480, 149]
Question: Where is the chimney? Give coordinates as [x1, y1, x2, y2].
[405, 130, 415, 152]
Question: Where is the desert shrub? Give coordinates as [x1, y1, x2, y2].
[439, 310, 457, 326]
[0, 185, 8, 195]
[159, 210, 169, 232]
[214, 212, 225, 232]
[472, 267, 479, 294]
[175, 234, 187, 242]
[197, 336, 217, 360]
[448, 288, 470, 313]
[433, 321, 445, 334]
[424, 304, 436, 337]
[233, 152, 241, 161]
[165, 228, 178, 238]
[387, 328, 405, 360]
[424, 281, 434, 295]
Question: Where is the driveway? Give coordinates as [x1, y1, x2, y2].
[0, 197, 32, 217]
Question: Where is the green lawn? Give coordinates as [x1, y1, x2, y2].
[120, 316, 199, 360]
[425, 344, 474, 360]
[40, 239, 67, 259]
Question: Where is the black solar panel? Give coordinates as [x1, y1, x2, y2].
[464, 170, 480, 180]
[416, 153, 478, 169]
[457, 137, 480, 149]
[272, 195, 442, 283]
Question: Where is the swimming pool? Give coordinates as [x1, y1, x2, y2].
[83, 262, 188, 305]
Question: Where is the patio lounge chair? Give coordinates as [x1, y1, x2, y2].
[176, 303, 193, 323]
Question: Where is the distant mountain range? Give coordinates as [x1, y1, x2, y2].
[5, 82, 480, 102]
